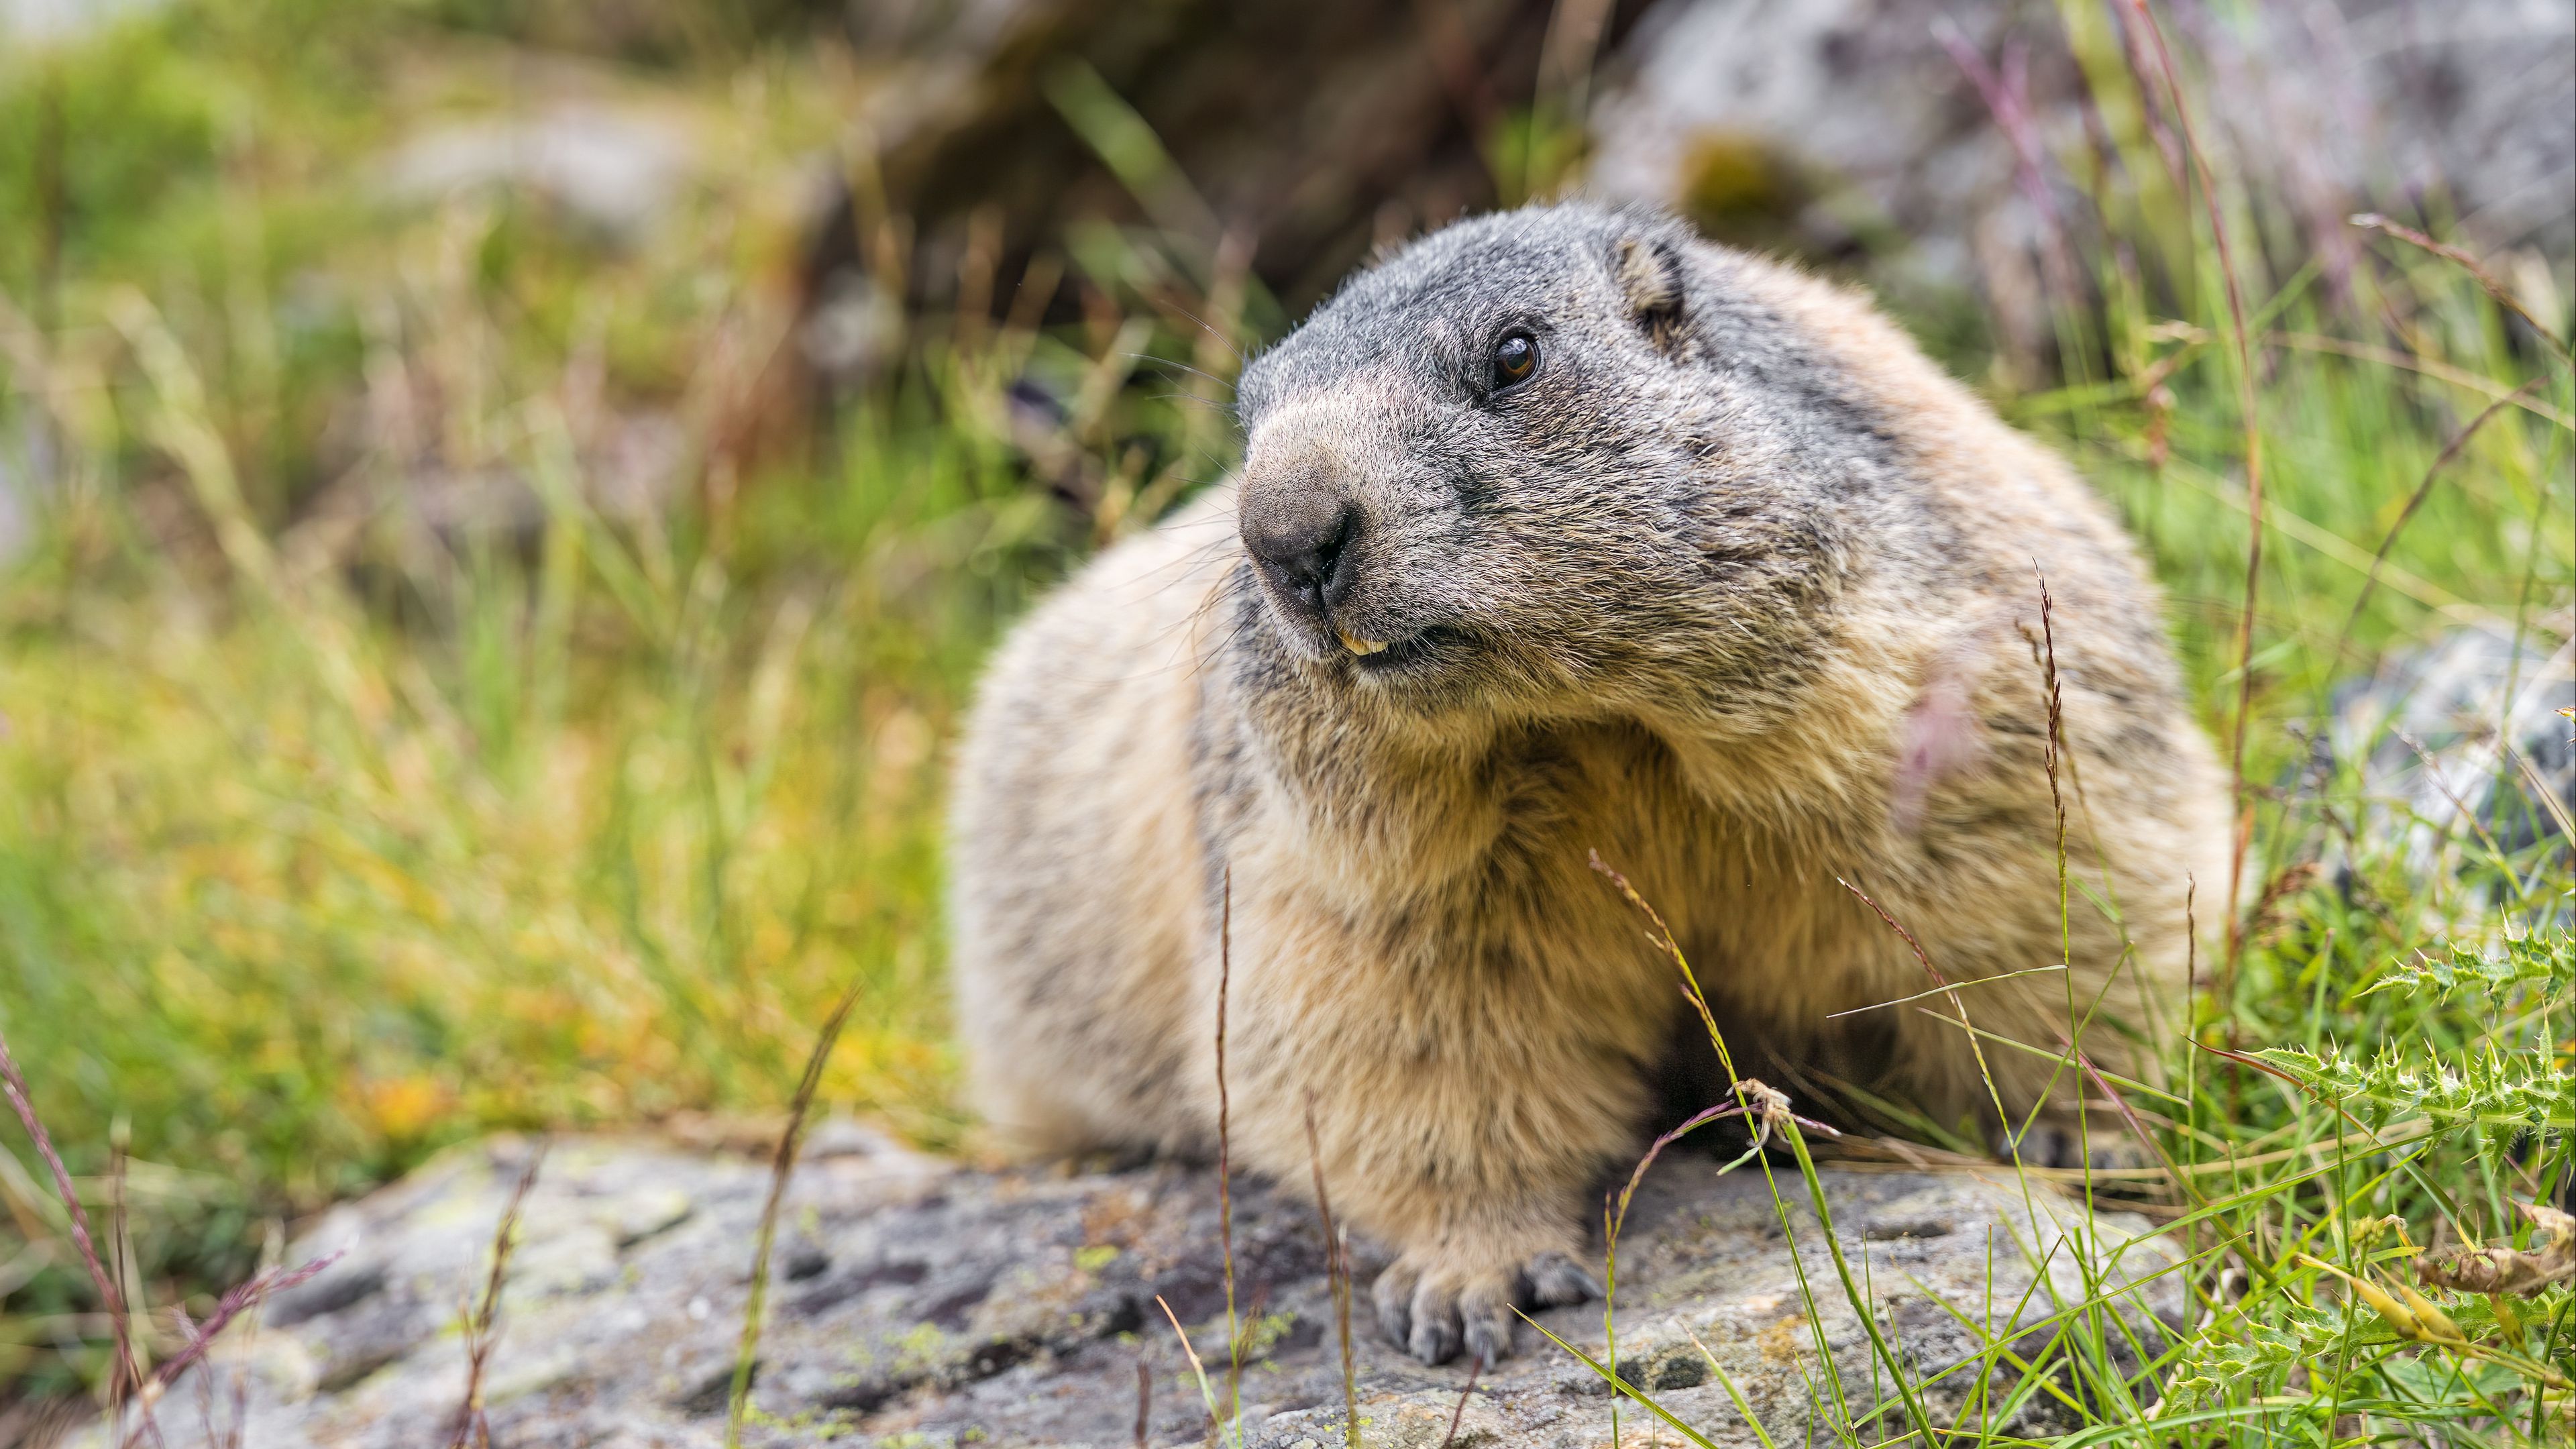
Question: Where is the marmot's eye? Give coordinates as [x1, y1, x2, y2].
[1490, 331, 1539, 390]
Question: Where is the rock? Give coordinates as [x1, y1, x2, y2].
[2324, 621, 2575, 899]
[798, 0, 2571, 392]
[1587, 0, 2574, 363]
[379, 103, 703, 244]
[92, 1124, 2183, 1448]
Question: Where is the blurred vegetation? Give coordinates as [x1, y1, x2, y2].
[0, 0, 2569, 1435]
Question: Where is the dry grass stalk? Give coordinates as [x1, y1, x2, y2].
[0, 1010, 338, 1449]
[1586, 852, 1736, 1081]
[108, 1124, 140, 1399]
[449, 1141, 546, 1449]
[1140, 871, 1252, 1448]
[1597, 1075, 1836, 1444]
[2118, 0, 2266, 987]
[2057, 1032, 2193, 1201]
[1436, 1349, 1483, 1449]
[1835, 875, 2019, 1150]
[724, 973, 869, 1448]
[117, 1251, 341, 1449]
[1303, 1095, 1360, 1448]
[1215, 866, 1243, 1436]
[0, 1022, 142, 1411]
[2030, 566, 2098, 1179]
[2336, 380, 2546, 657]
[2349, 214, 2573, 360]
[1936, 24, 2080, 313]
[1591, 853, 1851, 1446]
[2032, 567, 2068, 888]
[103, 1125, 168, 1449]
[1154, 1293, 1227, 1444]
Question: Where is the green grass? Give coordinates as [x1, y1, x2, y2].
[1, 0, 2570, 1438]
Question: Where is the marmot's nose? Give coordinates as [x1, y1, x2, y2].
[1242, 485, 1361, 616]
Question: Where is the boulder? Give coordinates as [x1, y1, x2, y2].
[99, 1126, 2184, 1448]
[2322, 621, 2576, 906]
[1588, 0, 2576, 287]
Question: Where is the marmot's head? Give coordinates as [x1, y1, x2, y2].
[1229, 203, 1877, 728]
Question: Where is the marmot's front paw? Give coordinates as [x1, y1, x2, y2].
[1371, 1245, 1599, 1365]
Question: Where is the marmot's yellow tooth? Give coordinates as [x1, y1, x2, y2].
[1338, 630, 1389, 656]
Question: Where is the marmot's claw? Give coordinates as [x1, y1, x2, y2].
[1524, 1250, 1601, 1307]
[1371, 1255, 1419, 1350]
[1409, 1297, 1463, 1364]
[1375, 1246, 1596, 1365]
[1458, 1287, 1514, 1368]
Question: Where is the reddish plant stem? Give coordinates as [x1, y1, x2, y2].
[2123, 0, 2265, 992]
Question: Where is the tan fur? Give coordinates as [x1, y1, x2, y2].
[948, 236, 2229, 1361]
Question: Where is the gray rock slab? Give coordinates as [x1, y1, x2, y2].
[92, 1128, 2183, 1448]
[2328, 623, 2575, 880]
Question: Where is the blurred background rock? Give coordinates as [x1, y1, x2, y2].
[802, 0, 2575, 391]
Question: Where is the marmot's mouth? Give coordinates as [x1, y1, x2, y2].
[1346, 625, 1461, 674]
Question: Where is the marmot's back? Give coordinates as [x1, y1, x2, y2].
[948, 493, 1235, 1157]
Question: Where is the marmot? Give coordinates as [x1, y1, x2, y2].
[948, 203, 2229, 1366]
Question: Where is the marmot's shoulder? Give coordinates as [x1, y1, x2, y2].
[957, 486, 1238, 773]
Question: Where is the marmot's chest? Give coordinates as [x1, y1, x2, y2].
[1256, 722, 1725, 897]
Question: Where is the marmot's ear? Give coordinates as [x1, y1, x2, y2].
[1615, 234, 1688, 351]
